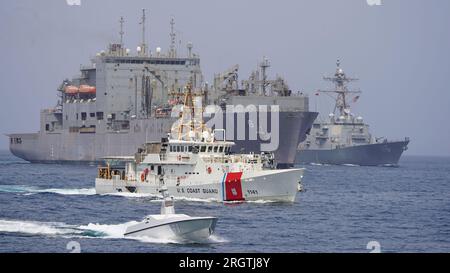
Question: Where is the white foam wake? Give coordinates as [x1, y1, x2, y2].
[39, 188, 96, 195]
[0, 219, 75, 236]
[0, 185, 96, 196]
[0, 219, 226, 245]
[102, 192, 158, 198]
[103, 192, 217, 203]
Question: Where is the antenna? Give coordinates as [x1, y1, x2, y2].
[169, 17, 176, 58]
[119, 16, 125, 47]
[139, 9, 148, 56]
[260, 56, 270, 96]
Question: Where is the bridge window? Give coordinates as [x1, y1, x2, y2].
[45, 124, 50, 131]
[208, 146, 213, 153]
[213, 146, 218, 153]
[96, 112, 104, 120]
[81, 112, 87, 121]
[90, 113, 95, 118]
[219, 146, 224, 153]
[200, 146, 206, 153]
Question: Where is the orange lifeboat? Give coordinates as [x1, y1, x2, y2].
[78, 85, 96, 94]
[64, 85, 79, 95]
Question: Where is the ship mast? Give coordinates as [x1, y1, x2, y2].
[138, 9, 148, 57]
[119, 16, 125, 48]
[174, 83, 209, 141]
[319, 60, 361, 117]
[260, 57, 270, 96]
[169, 17, 177, 58]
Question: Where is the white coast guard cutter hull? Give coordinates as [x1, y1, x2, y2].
[96, 168, 303, 202]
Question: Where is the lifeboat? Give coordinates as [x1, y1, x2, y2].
[79, 85, 96, 94]
[64, 85, 79, 95]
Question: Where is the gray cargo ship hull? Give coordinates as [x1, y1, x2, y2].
[8, 111, 317, 168]
[295, 139, 409, 166]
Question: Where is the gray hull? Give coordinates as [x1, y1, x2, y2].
[8, 111, 317, 168]
[295, 140, 410, 166]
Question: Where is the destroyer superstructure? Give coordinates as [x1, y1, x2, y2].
[7, 11, 317, 168]
[296, 60, 409, 166]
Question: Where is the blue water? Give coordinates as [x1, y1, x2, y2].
[0, 150, 449, 253]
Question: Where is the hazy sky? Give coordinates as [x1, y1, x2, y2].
[0, 0, 449, 156]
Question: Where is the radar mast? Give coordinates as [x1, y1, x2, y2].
[169, 17, 177, 58]
[319, 60, 361, 117]
[138, 9, 148, 56]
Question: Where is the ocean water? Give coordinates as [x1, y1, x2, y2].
[0, 150, 449, 253]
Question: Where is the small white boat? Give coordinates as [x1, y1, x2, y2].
[124, 187, 218, 242]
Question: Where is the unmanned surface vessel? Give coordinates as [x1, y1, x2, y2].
[124, 187, 217, 242]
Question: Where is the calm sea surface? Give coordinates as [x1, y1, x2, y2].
[0, 151, 449, 252]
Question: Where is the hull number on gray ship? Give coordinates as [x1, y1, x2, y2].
[247, 189, 259, 195]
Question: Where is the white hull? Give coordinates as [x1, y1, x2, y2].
[96, 168, 303, 202]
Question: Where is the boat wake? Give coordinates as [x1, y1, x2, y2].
[0, 219, 226, 245]
[0, 185, 96, 196]
[0, 185, 289, 204]
[341, 164, 360, 167]
[308, 163, 331, 166]
[0, 161, 30, 166]
[102, 192, 217, 203]
[102, 191, 158, 199]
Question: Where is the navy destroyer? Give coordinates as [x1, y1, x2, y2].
[296, 60, 409, 166]
[7, 11, 317, 168]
